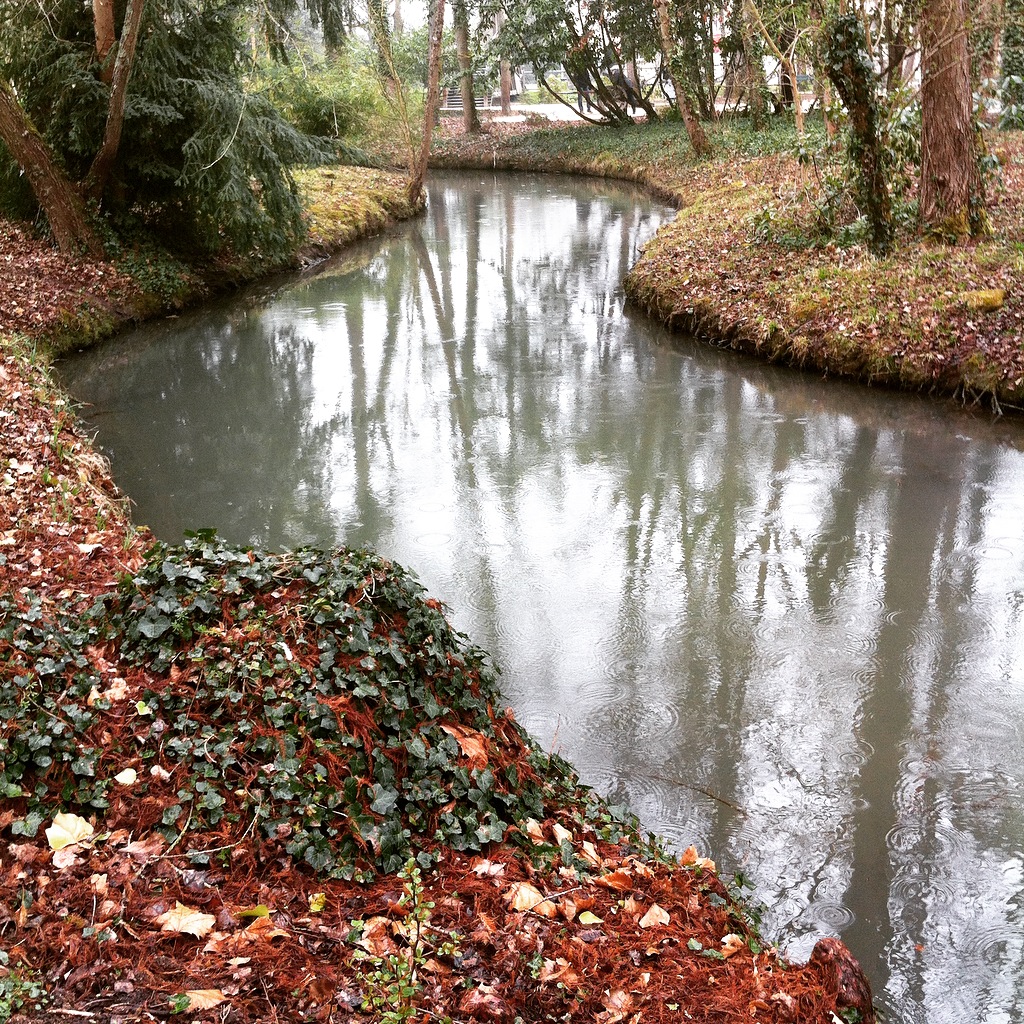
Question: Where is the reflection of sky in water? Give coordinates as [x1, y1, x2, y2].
[59, 172, 1024, 1024]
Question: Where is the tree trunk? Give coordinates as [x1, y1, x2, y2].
[652, 0, 712, 156]
[499, 61, 512, 114]
[454, 0, 479, 134]
[822, 13, 893, 255]
[746, 0, 804, 134]
[0, 81, 104, 257]
[87, 0, 147, 201]
[408, 0, 444, 205]
[919, 0, 986, 239]
[93, 0, 117, 81]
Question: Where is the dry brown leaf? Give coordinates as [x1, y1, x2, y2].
[355, 916, 396, 956]
[52, 846, 81, 870]
[538, 957, 579, 985]
[638, 903, 670, 929]
[471, 858, 506, 878]
[439, 722, 489, 769]
[579, 840, 603, 867]
[184, 990, 227, 1011]
[559, 897, 578, 922]
[594, 869, 633, 892]
[458, 982, 506, 1019]
[680, 845, 717, 873]
[721, 933, 746, 958]
[154, 901, 217, 938]
[505, 881, 558, 918]
[552, 822, 573, 845]
[524, 819, 546, 844]
[622, 896, 642, 916]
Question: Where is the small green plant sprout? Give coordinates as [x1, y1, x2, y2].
[352, 859, 460, 1023]
[0, 952, 48, 1022]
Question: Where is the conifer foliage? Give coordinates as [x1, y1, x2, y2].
[0, 0, 343, 260]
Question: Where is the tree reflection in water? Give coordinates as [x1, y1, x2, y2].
[61, 172, 1024, 1024]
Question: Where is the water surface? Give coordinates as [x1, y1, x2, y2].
[60, 172, 1024, 1024]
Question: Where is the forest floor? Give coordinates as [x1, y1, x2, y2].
[0, 163, 875, 1023]
[431, 114, 1024, 416]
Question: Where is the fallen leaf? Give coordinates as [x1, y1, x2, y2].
[471, 858, 506, 878]
[184, 990, 226, 1010]
[154, 901, 217, 938]
[113, 768, 138, 786]
[524, 819, 546, 844]
[578, 910, 604, 925]
[538, 957, 578, 985]
[505, 881, 558, 918]
[308, 892, 327, 913]
[594, 869, 633, 892]
[440, 722, 489, 769]
[638, 904, 670, 929]
[45, 812, 94, 851]
[458, 982, 505, 1019]
[680, 846, 716, 873]
[552, 822, 573, 845]
[52, 846, 81, 869]
[721, 933, 746, 958]
[579, 840, 603, 867]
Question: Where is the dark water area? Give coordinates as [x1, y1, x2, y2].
[58, 172, 1024, 1024]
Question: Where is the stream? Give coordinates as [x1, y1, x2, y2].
[58, 171, 1024, 1024]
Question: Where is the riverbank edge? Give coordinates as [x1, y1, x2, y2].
[1, 163, 875, 1023]
[31, 166, 423, 360]
[428, 124, 1024, 415]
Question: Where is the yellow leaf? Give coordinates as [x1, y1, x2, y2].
[154, 901, 217, 938]
[113, 768, 138, 786]
[578, 910, 604, 925]
[185, 990, 227, 1010]
[236, 904, 270, 919]
[638, 904, 670, 929]
[45, 812, 94, 851]
[309, 892, 327, 913]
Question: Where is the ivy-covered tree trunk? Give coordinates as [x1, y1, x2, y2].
[1003, 0, 1024, 128]
[739, 0, 767, 129]
[652, 0, 711, 157]
[454, 0, 480, 135]
[408, 0, 444, 205]
[0, 80, 104, 256]
[86, 0, 147, 201]
[919, 0, 986, 239]
[822, 13, 892, 255]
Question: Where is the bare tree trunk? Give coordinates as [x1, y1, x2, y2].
[93, 0, 117, 81]
[500, 61, 512, 114]
[745, 0, 804, 134]
[0, 81, 104, 256]
[393, 0, 403, 34]
[919, 0, 986, 238]
[408, 0, 445, 204]
[454, 0, 479, 134]
[87, 0, 147, 201]
[653, 0, 712, 156]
